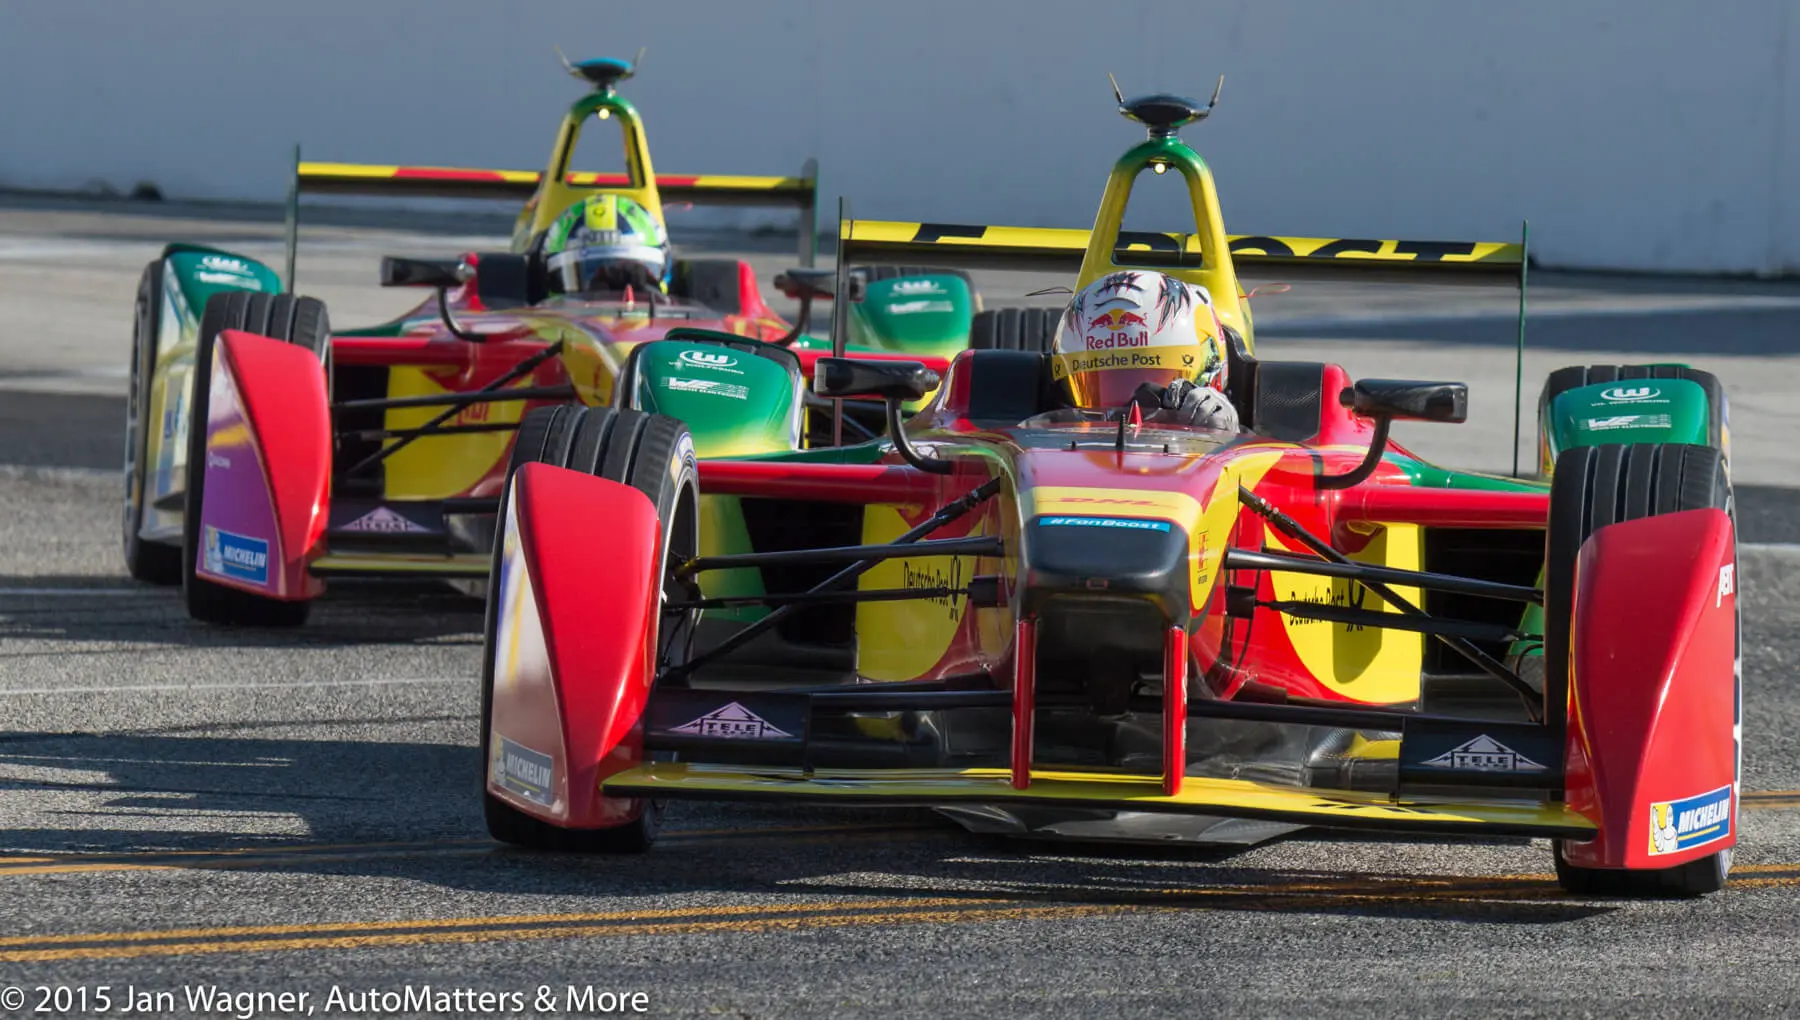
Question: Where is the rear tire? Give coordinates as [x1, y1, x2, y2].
[1547, 443, 1734, 897]
[181, 291, 330, 627]
[970, 307, 1059, 354]
[122, 259, 183, 584]
[480, 404, 700, 852]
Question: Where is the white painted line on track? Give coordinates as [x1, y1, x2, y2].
[0, 677, 475, 697]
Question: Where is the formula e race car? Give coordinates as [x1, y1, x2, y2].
[481, 86, 1740, 898]
[122, 54, 976, 625]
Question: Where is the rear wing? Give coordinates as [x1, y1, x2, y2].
[280, 152, 820, 286]
[834, 215, 1534, 474]
[837, 219, 1526, 287]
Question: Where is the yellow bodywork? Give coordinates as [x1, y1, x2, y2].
[603, 763, 1594, 838]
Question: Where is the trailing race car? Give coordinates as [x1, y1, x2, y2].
[122, 54, 974, 625]
[480, 85, 1740, 898]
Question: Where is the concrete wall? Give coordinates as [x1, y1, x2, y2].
[2, 0, 1794, 274]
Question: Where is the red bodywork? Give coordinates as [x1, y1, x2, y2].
[481, 345, 1740, 876]
[196, 261, 797, 600]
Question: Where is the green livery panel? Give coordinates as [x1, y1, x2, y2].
[1543, 379, 1710, 464]
[848, 274, 974, 359]
[629, 339, 802, 459]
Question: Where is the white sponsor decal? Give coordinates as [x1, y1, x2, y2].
[670, 702, 792, 740]
[1420, 735, 1547, 772]
[677, 350, 740, 370]
[1584, 414, 1672, 431]
[200, 254, 254, 275]
[341, 507, 431, 533]
[1600, 386, 1663, 403]
[206, 452, 231, 469]
[889, 279, 946, 295]
[662, 377, 747, 400]
[885, 299, 955, 315]
[1718, 563, 1735, 607]
[195, 271, 262, 290]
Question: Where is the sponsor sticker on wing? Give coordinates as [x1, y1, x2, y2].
[491, 734, 554, 807]
[1648, 784, 1732, 856]
[202, 526, 269, 585]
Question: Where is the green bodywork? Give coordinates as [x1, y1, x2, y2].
[136, 245, 281, 544]
[845, 274, 975, 360]
[1541, 378, 1711, 466]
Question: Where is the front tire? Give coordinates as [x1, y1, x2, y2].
[480, 404, 700, 852]
[180, 291, 330, 627]
[1547, 443, 1734, 897]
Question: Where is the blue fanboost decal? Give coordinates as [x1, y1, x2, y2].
[1037, 515, 1171, 532]
[1648, 784, 1732, 856]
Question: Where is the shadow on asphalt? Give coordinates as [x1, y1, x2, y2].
[0, 577, 483, 649]
[0, 728, 1612, 925]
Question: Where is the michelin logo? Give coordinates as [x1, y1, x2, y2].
[202, 526, 269, 585]
[491, 735, 555, 807]
[1649, 784, 1733, 856]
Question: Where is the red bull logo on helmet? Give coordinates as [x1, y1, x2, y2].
[1084, 308, 1150, 350]
[1088, 309, 1148, 330]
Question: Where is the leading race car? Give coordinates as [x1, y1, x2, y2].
[477, 83, 1740, 898]
[123, 54, 973, 626]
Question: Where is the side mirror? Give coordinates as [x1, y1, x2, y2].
[813, 357, 939, 403]
[772, 269, 866, 347]
[1318, 378, 1467, 490]
[1340, 379, 1468, 424]
[773, 267, 866, 303]
[812, 357, 950, 474]
[380, 256, 466, 289]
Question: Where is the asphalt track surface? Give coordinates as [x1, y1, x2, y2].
[3, 201, 1800, 1017]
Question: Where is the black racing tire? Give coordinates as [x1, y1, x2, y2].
[858, 264, 981, 310]
[181, 291, 331, 627]
[481, 404, 700, 853]
[970, 307, 1059, 354]
[1547, 443, 1735, 897]
[123, 259, 183, 584]
[1538, 364, 1726, 472]
[669, 258, 744, 316]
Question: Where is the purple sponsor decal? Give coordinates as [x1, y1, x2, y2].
[195, 344, 284, 594]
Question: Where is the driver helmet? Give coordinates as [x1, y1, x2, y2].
[1052, 270, 1228, 410]
[543, 193, 670, 294]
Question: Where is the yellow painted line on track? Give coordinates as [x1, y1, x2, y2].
[8, 862, 1800, 963]
[0, 823, 944, 877]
